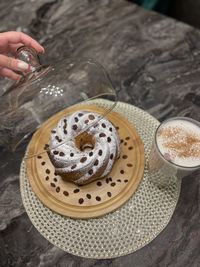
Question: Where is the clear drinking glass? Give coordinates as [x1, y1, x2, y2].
[148, 117, 200, 187]
[0, 46, 117, 155]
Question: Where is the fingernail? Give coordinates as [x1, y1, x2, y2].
[17, 61, 30, 70]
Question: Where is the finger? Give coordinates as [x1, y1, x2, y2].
[0, 67, 21, 81]
[0, 31, 44, 53]
[0, 54, 30, 72]
[9, 43, 24, 54]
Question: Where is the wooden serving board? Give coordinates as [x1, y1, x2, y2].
[26, 104, 145, 219]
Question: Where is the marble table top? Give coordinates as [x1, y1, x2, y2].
[0, 0, 200, 266]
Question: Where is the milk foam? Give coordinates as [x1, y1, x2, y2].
[157, 119, 200, 167]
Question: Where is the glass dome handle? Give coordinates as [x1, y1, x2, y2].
[15, 46, 41, 72]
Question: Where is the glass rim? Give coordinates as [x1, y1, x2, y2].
[154, 116, 200, 170]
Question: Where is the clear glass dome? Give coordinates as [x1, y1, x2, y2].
[0, 46, 117, 157]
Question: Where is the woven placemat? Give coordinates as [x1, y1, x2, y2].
[20, 100, 181, 259]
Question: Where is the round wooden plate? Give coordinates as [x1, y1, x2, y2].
[26, 104, 145, 219]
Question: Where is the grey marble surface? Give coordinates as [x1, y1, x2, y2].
[0, 0, 200, 266]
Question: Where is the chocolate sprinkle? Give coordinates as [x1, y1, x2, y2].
[72, 125, 78, 130]
[110, 154, 113, 160]
[56, 187, 60, 193]
[71, 164, 77, 170]
[89, 114, 95, 120]
[80, 157, 87, 163]
[85, 120, 89, 124]
[54, 178, 57, 182]
[37, 155, 42, 159]
[98, 150, 103, 156]
[111, 182, 116, 187]
[106, 177, 109, 183]
[89, 152, 93, 157]
[88, 169, 93, 175]
[128, 146, 133, 150]
[117, 179, 121, 182]
[94, 159, 99, 166]
[74, 117, 79, 122]
[124, 179, 128, 183]
[99, 133, 106, 138]
[109, 127, 113, 132]
[70, 153, 74, 157]
[102, 123, 106, 128]
[63, 191, 69, 196]
[41, 161, 45, 166]
[63, 119, 67, 123]
[78, 113, 83, 117]
[124, 142, 127, 146]
[51, 130, 56, 134]
[107, 192, 112, 197]
[109, 177, 112, 181]
[122, 155, 128, 159]
[64, 130, 68, 134]
[107, 137, 111, 143]
[79, 198, 84, 204]
[59, 152, 65, 156]
[53, 151, 59, 155]
[116, 126, 119, 130]
[74, 189, 80, 193]
[125, 137, 130, 140]
[45, 176, 49, 181]
[120, 170, 125, 174]
[44, 144, 49, 150]
[120, 139, 124, 144]
[50, 183, 56, 187]
[97, 181, 102, 186]
[96, 196, 101, 201]
[86, 194, 91, 199]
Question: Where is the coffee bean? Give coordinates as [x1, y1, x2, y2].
[56, 187, 60, 193]
[74, 189, 80, 193]
[63, 191, 69, 196]
[96, 196, 101, 201]
[86, 194, 91, 199]
[79, 198, 84, 204]
[46, 169, 50, 174]
[107, 192, 112, 197]
[127, 163, 133, 167]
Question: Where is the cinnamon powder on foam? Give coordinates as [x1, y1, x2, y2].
[157, 126, 200, 158]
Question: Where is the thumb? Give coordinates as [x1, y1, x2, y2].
[0, 54, 30, 72]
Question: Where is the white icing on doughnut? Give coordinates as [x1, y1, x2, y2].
[49, 111, 120, 185]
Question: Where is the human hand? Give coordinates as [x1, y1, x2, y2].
[0, 31, 44, 81]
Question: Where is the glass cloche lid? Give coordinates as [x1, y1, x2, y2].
[0, 46, 117, 157]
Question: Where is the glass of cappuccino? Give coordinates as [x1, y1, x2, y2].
[148, 117, 200, 187]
